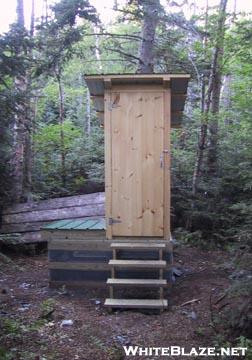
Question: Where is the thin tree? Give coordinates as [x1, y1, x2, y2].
[86, 88, 91, 136]
[207, 0, 228, 174]
[192, 0, 228, 194]
[23, 0, 35, 201]
[192, 0, 209, 196]
[36, 0, 98, 188]
[56, 68, 67, 187]
[10, 0, 28, 202]
[16, 0, 24, 26]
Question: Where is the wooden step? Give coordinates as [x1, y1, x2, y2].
[107, 278, 167, 287]
[104, 298, 168, 309]
[110, 242, 166, 250]
[108, 260, 167, 268]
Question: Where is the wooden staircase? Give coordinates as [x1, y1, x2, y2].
[104, 242, 168, 310]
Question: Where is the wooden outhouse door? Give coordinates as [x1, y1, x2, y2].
[105, 86, 170, 238]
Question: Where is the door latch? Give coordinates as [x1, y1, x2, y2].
[160, 154, 164, 168]
[160, 149, 169, 168]
[108, 218, 122, 225]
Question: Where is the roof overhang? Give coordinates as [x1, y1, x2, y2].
[84, 74, 190, 128]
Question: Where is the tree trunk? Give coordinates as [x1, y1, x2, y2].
[94, 25, 103, 71]
[23, 121, 33, 202]
[56, 72, 66, 188]
[207, 0, 228, 175]
[11, 77, 27, 203]
[192, 0, 227, 193]
[113, 0, 118, 10]
[10, 0, 26, 203]
[22, 0, 35, 202]
[192, 122, 208, 196]
[16, 0, 24, 26]
[86, 88, 91, 136]
[192, 0, 209, 196]
[30, 0, 35, 36]
[43, 0, 49, 24]
[137, 0, 160, 73]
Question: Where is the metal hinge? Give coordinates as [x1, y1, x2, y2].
[108, 94, 121, 111]
[108, 217, 122, 225]
[108, 102, 113, 111]
[108, 102, 121, 111]
[160, 149, 169, 168]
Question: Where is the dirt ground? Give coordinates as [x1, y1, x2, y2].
[0, 245, 232, 360]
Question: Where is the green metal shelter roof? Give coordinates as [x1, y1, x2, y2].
[41, 217, 105, 231]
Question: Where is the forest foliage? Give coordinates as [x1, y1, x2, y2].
[0, 2, 250, 205]
[0, 4, 251, 236]
[0, 0, 251, 345]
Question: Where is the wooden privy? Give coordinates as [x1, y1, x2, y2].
[85, 74, 190, 240]
[44, 73, 189, 311]
[85, 74, 189, 310]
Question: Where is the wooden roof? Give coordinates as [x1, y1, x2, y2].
[84, 73, 190, 127]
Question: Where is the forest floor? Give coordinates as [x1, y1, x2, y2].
[0, 245, 233, 360]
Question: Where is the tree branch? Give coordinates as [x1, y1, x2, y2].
[102, 47, 142, 63]
[83, 32, 142, 41]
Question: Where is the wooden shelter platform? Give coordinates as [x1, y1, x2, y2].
[42, 217, 173, 289]
[0, 192, 105, 243]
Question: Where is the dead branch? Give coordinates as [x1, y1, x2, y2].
[214, 292, 227, 305]
[83, 32, 142, 40]
[102, 47, 142, 64]
[181, 298, 201, 306]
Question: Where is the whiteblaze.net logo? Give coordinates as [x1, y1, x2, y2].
[123, 346, 248, 357]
